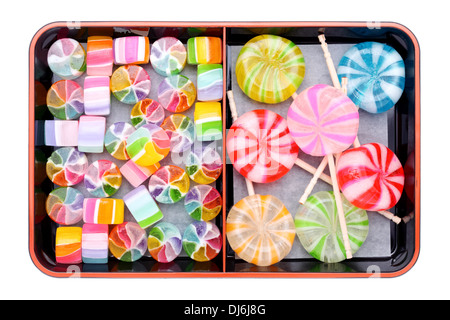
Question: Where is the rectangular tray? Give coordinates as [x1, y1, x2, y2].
[29, 21, 420, 278]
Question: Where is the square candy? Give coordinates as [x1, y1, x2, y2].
[197, 64, 223, 102]
[113, 36, 150, 65]
[84, 76, 111, 115]
[187, 37, 222, 65]
[82, 224, 109, 264]
[78, 116, 106, 153]
[45, 120, 78, 146]
[123, 185, 163, 229]
[120, 160, 160, 188]
[194, 102, 222, 141]
[55, 227, 82, 264]
[83, 198, 124, 224]
[86, 36, 114, 76]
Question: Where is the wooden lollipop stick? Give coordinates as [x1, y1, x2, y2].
[299, 156, 328, 204]
[227, 90, 255, 196]
[377, 210, 402, 224]
[294, 159, 332, 185]
[318, 34, 341, 89]
[327, 153, 353, 259]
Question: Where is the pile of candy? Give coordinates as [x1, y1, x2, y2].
[44, 33, 224, 265]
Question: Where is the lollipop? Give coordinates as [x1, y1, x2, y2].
[46, 187, 84, 225]
[235, 34, 305, 104]
[104, 122, 136, 160]
[336, 41, 405, 114]
[109, 222, 147, 262]
[148, 165, 190, 204]
[157, 74, 197, 112]
[160, 114, 195, 153]
[125, 123, 171, 166]
[184, 185, 222, 221]
[110, 65, 151, 104]
[185, 144, 223, 184]
[47, 38, 86, 80]
[150, 37, 187, 77]
[287, 84, 359, 259]
[46, 80, 84, 120]
[84, 160, 122, 198]
[225, 91, 295, 267]
[46, 147, 88, 187]
[226, 108, 299, 184]
[182, 221, 222, 262]
[295, 191, 369, 263]
[147, 222, 182, 263]
[336, 142, 405, 212]
[130, 99, 165, 128]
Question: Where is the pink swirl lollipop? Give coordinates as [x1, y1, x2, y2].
[336, 142, 405, 212]
[226, 109, 299, 184]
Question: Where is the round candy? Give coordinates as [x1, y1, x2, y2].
[110, 65, 151, 104]
[47, 38, 86, 80]
[150, 37, 187, 77]
[227, 109, 299, 183]
[157, 75, 196, 112]
[336, 142, 405, 211]
[125, 123, 171, 167]
[104, 122, 136, 160]
[84, 160, 122, 197]
[46, 147, 88, 187]
[235, 34, 305, 104]
[184, 185, 222, 221]
[148, 165, 190, 204]
[295, 191, 369, 263]
[147, 222, 182, 263]
[185, 144, 223, 184]
[226, 194, 295, 266]
[160, 114, 195, 153]
[130, 99, 165, 128]
[46, 80, 84, 120]
[46, 187, 84, 225]
[109, 222, 147, 262]
[287, 84, 359, 157]
[337, 42, 405, 114]
[182, 221, 222, 262]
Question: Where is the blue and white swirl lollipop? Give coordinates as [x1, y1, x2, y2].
[337, 42, 405, 114]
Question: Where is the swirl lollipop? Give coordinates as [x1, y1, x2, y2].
[225, 91, 295, 267]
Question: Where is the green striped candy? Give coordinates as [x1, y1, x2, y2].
[295, 191, 369, 263]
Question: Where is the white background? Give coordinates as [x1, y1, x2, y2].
[0, 0, 446, 300]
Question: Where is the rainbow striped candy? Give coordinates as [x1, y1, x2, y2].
[295, 191, 369, 263]
[83, 198, 124, 224]
[337, 42, 405, 114]
[148, 165, 190, 204]
[194, 102, 222, 141]
[336, 142, 405, 211]
[125, 123, 171, 167]
[78, 116, 106, 153]
[84, 160, 122, 198]
[157, 75, 197, 113]
[287, 84, 359, 157]
[55, 227, 82, 264]
[197, 64, 223, 101]
[46, 147, 88, 187]
[113, 36, 150, 65]
[86, 36, 114, 76]
[187, 37, 222, 65]
[147, 222, 182, 263]
[120, 160, 160, 188]
[84, 76, 111, 115]
[130, 99, 165, 128]
[150, 36, 187, 76]
[123, 185, 163, 229]
[185, 144, 223, 184]
[109, 222, 147, 262]
[235, 35, 305, 104]
[46, 80, 84, 120]
[44, 120, 78, 147]
[82, 224, 109, 264]
[160, 114, 195, 153]
[226, 194, 295, 267]
[111, 65, 151, 104]
[182, 221, 222, 262]
[184, 185, 222, 222]
[46, 187, 84, 225]
[104, 122, 136, 161]
[47, 38, 86, 80]
[227, 109, 299, 183]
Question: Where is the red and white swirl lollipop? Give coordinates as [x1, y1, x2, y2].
[336, 142, 405, 212]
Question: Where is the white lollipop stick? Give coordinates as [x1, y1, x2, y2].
[299, 156, 328, 204]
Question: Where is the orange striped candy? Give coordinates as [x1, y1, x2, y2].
[55, 227, 82, 264]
